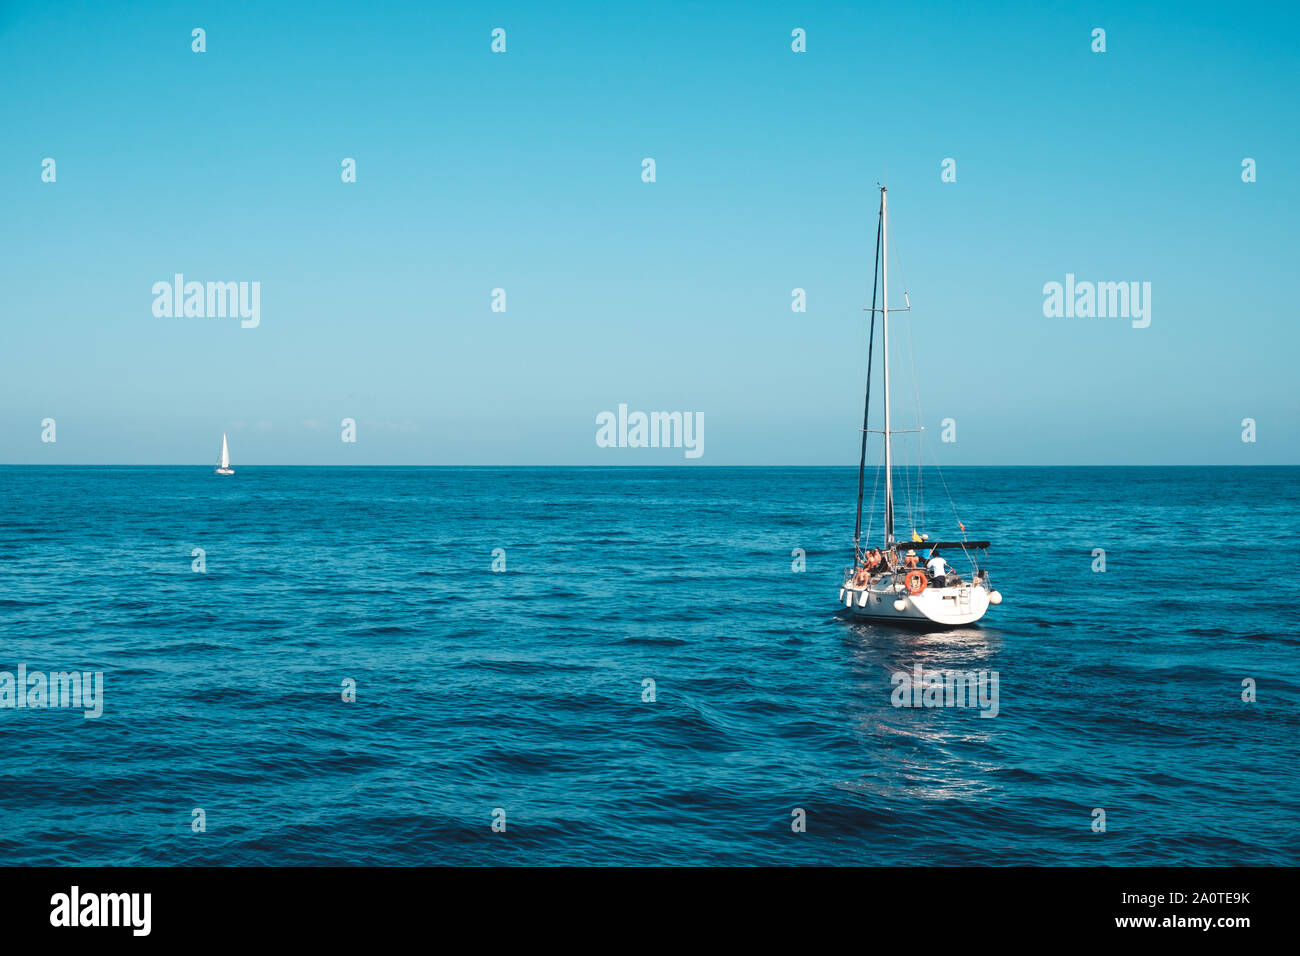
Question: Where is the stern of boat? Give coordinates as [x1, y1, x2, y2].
[839, 568, 995, 627]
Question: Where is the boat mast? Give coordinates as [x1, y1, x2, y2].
[853, 199, 883, 559]
[881, 187, 894, 547]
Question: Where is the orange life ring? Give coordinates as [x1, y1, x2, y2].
[904, 570, 927, 595]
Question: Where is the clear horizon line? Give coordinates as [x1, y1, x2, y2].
[0, 462, 1292, 469]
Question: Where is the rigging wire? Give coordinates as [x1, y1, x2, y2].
[859, 189, 975, 565]
[889, 210, 923, 541]
[853, 199, 883, 559]
[868, 193, 979, 572]
[862, 442, 884, 547]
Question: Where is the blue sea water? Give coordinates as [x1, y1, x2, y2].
[0, 466, 1296, 866]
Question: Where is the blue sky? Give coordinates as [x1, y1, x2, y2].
[2, 0, 1296, 464]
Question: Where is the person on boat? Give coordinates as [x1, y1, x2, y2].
[903, 549, 919, 570]
[851, 558, 870, 588]
[926, 548, 949, 587]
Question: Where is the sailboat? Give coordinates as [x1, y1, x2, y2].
[214, 433, 234, 475]
[838, 186, 1001, 626]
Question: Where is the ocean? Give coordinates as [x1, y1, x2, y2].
[0, 465, 1296, 865]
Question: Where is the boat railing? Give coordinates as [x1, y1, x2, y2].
[843, 565, 991, 590]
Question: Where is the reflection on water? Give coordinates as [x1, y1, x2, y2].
[835, 619, 1007, 804]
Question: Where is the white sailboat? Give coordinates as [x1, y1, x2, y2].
[214, 433, 234, 475]
[838, 186, 1002, 627]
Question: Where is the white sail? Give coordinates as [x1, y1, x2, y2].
[215, 433, 234, 474]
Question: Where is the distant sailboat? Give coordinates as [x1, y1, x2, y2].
[214, 433, 234, 475]
[838, 186, 1001, 626]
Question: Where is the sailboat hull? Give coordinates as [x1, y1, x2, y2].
[214, 468, 234, 475]
[839, 580, 990, 627]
